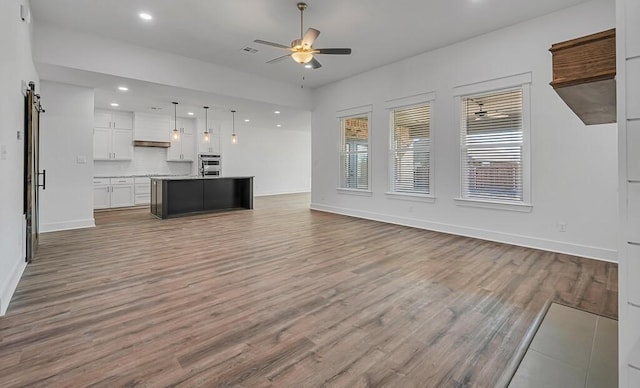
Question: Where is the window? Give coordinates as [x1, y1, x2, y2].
[390, 104, 432, 195]
[340, 114, 370, 191]
[460, 87, 527, 203]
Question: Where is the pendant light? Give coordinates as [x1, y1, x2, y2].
[231, 110, 237, 144]
[203, 106, 210, 143]
[172, 102, 180, 140]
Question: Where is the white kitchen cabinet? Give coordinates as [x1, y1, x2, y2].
[134, 177, 151, 205]
[94, 110, 112, 129]
[94, 109, 133, 161]
[110, 185, 135, 208]
[93, 178, 135, 209]
[93, 128, 133, 161]
[198, 133, 221, 154]
[167, 131, 195, 162]
[178, 118, 195, 134]
[93, 178, 110, 209]
[112, 129, 134, 160]
[95, 109, 133, 130]
[93, 128, 112, 160]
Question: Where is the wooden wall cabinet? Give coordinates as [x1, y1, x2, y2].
[549, 29, 616, 125]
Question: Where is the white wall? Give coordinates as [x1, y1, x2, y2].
[617, 0, 640, 385]
[39, 81, 95, 232]
[219, 122, 311, 196]
[311, 0, 618, 261]
[0, 0, 39, 315]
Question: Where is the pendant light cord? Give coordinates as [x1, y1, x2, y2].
[231, 110, 236, 135]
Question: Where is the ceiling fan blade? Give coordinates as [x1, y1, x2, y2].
[309, 58, 322, 69]
[254, 39, 290, 50]
[315, 48, 352, 55]
[266, 54, 291, 64]
[302, 28, 320, 47]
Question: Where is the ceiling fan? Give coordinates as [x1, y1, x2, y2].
[473, 101, 510, 121]
[254, 2, 352, 69]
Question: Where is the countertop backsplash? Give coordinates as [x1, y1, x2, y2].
[94, 147, 193, 177]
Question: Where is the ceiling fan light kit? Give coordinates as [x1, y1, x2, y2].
[254, 2, 352, 69]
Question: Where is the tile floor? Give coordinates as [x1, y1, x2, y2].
[509, 303, 618, 388]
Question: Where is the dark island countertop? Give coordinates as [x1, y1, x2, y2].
[150, 176, 254, 219]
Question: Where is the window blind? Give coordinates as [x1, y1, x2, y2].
[340, 116, 369, 190]
[461, 89, 523, 201]
[391, 104, 431, 194]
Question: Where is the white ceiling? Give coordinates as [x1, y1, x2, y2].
[30, 0, 592, 89]
[37, 63, 312, 131]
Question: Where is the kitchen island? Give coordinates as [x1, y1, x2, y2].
[150, 176, 253, 219]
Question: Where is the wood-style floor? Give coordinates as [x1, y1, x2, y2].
[0, 193, 617, 387]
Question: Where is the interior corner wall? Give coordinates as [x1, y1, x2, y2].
[0, 0, 39, 315]
[38, 81, 95, 232]
[310, 0, 618, 261]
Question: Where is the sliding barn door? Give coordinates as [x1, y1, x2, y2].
[25, 82, 44, 263]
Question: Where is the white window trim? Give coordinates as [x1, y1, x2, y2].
[337, 105, 373, 193]
[386, 92, 436, 199]
[337, 188, 374, 197]
[453, 197, 532, 212]
[385, 192, 436, 203]
[453, 73, 532, 211]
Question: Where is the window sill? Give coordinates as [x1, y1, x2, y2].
[336, 188, 373, 197]
[454, 197, 532, 213]
[385, 192, 435, 203]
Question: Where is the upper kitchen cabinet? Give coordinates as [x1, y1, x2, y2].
[167, 118, 196, 162]
[93, 109, 133, 161]
[95, 109, 133, 130]
[198, 133, 221, 154]
[198, 122, 221, 154]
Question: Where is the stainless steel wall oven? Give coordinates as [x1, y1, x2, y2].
[199, 154, 221, 176]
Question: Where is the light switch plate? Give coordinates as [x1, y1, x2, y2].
[0, 144, 7, 160]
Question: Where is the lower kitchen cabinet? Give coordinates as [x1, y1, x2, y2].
[93, 179, 110, 209]
[134, 177, 151, 205]
[93, 177, 135, 209]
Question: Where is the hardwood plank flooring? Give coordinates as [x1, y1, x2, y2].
[0, 193, 617, 387]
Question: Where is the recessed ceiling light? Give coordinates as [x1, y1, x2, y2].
[244, 119, 250, 122]
[274, 110, 281, 114]
[187, 112, 194, 116]
[139, 12, 153, 21]
[276, 124, 282, 128]
[117, 86, 128, 91]
[304, 64, 312, 69]
[110, 103, 119, 107]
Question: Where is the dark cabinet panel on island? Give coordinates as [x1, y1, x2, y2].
[167, 180, 204, 215]
[150, 176, 253, 219]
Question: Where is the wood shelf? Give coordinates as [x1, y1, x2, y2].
[133, 140, 171, 148]
[549, 29, 616, 125]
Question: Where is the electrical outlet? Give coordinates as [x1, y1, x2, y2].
[76, 155, 87, 164]
[0, 144, 7, 160]
[557, 222, 567, 232]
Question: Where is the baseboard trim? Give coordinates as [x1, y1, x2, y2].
[40, 218, 96, 233]
[1, 257, 27, 316]
[309, 203, 617, 263]
[255, 190, 310, 197]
